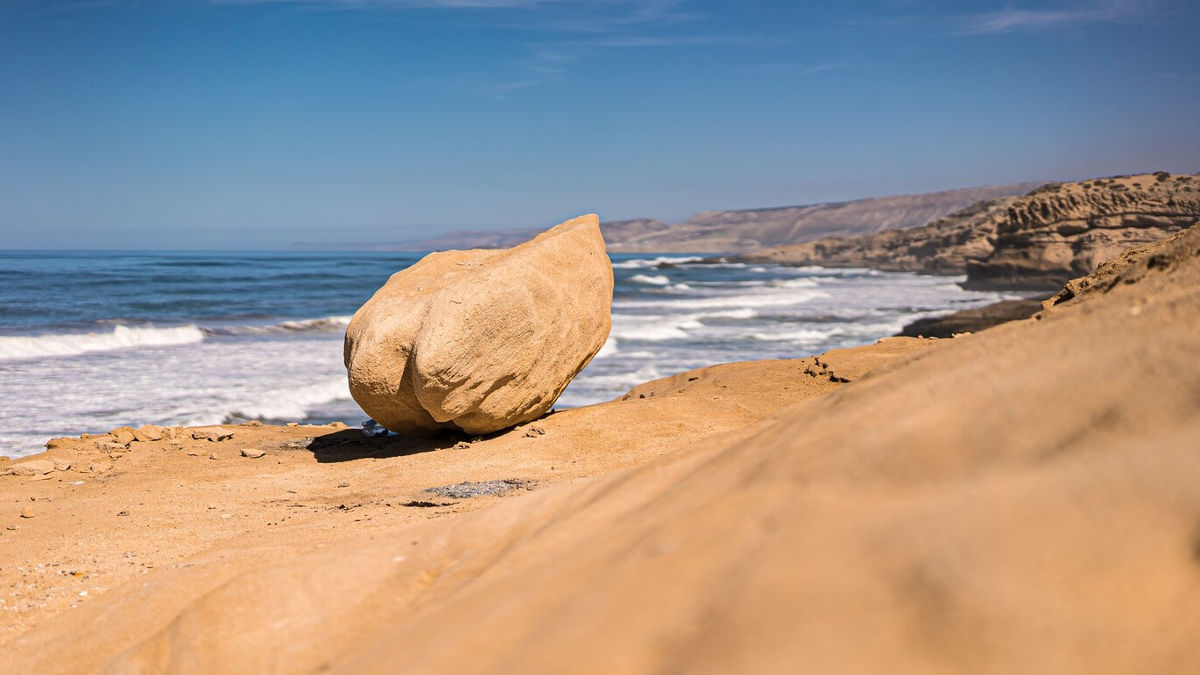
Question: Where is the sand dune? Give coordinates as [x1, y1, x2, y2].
[3, 227, 1200, 673]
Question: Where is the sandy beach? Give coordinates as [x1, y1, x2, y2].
[3, 222, 1199, 673]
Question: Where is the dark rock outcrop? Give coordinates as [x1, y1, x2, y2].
[897, 298, 1047, 339]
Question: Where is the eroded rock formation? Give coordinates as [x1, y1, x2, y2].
[964, 172, 1200, 289]
[344, 215, 613, 435]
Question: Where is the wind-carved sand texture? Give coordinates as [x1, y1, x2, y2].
[3, 222, 1200, 673]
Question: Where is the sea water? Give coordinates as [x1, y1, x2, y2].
[0, 250, 1016, 457]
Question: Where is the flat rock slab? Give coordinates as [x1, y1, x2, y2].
[424, 479, 535, 500]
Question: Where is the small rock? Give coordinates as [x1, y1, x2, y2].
[208, 452, 218, 460]
[7, 460, 55, 476]
[192, 427, 234, 442]
[286, 422, 299, 427]
[52, 458, 72, 471]
[5, 525, 17, 531]
[523, 425, 547, 438]
[220, 513, 232, 520]
[110, 427, 136, 445]
[94, 440, 126, 453]
[133, 424, 163, 442]
[240, 448, 265, 459]
[453, 441, 470, 450]
[116, 510, 129, 517]
[19, 506, 34, 519]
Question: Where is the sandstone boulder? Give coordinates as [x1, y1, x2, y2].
[344, 214, 613, 435]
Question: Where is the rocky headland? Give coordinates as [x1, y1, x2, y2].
[735, 172, 1200, 292]
[3, 220, 1200, 673]
[388, 183, 1037, 254]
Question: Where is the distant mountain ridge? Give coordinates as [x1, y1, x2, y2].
[367, 183, 1041, 254]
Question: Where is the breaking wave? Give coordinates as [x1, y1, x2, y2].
[0, 325, 205, 361]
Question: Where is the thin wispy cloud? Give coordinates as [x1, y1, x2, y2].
[958, 0, 1151, 35]
[743, 61, 847, 76]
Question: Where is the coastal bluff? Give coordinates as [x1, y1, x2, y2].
[344, 214, 613, 435]
[4, 223, 1199, 674]
[734, 172, 1200, 291]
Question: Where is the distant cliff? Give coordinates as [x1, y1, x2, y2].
[737, 172, 1200, 291]
[965, 172, 1200, 289]
[731, 197, 1016, 273]
[386, 183, 1038, 254]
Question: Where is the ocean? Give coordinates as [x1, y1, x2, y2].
[0, 250, 1016, 458]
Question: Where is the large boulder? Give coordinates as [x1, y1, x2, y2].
[344, 214, 613, 435]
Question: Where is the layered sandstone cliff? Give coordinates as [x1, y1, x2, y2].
[389, 184, 1036, 254]
[730, 196, 1014, 273]
[964, 172, 1200, 289]
[737, 173, 1200, 291]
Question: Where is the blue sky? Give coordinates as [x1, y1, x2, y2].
[1, 0, 1197, 249]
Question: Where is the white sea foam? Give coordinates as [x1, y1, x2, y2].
[0, 325, 205, 361]
[629, 274, 670, 285]
[203, 315, 352, 336]
[612, 256, 703, 269]
[593, 337, 619, 359]
[618, 289, 827, 311]
[610, 308, 758, 342]
[771, 278, 819, 289]
[751, 328, 830, 343]
[180, 377, 351, 426]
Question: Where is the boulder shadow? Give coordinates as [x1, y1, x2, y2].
[304, 429, 466, 463]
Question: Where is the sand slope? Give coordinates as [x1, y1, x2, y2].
[4, 226, 1200, 673]
[0, 343, 934, 671]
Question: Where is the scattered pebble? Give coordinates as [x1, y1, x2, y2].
[19, 506, 34, 519]
[337, 482, 350, 488]
[52, 458, 72, 471]
[208, 453, 218, 460]
[240, 448, 265, 459]
[523, 425, 547, 438]
[5, 525, 17, 531]
[116, 510, 129, 517]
